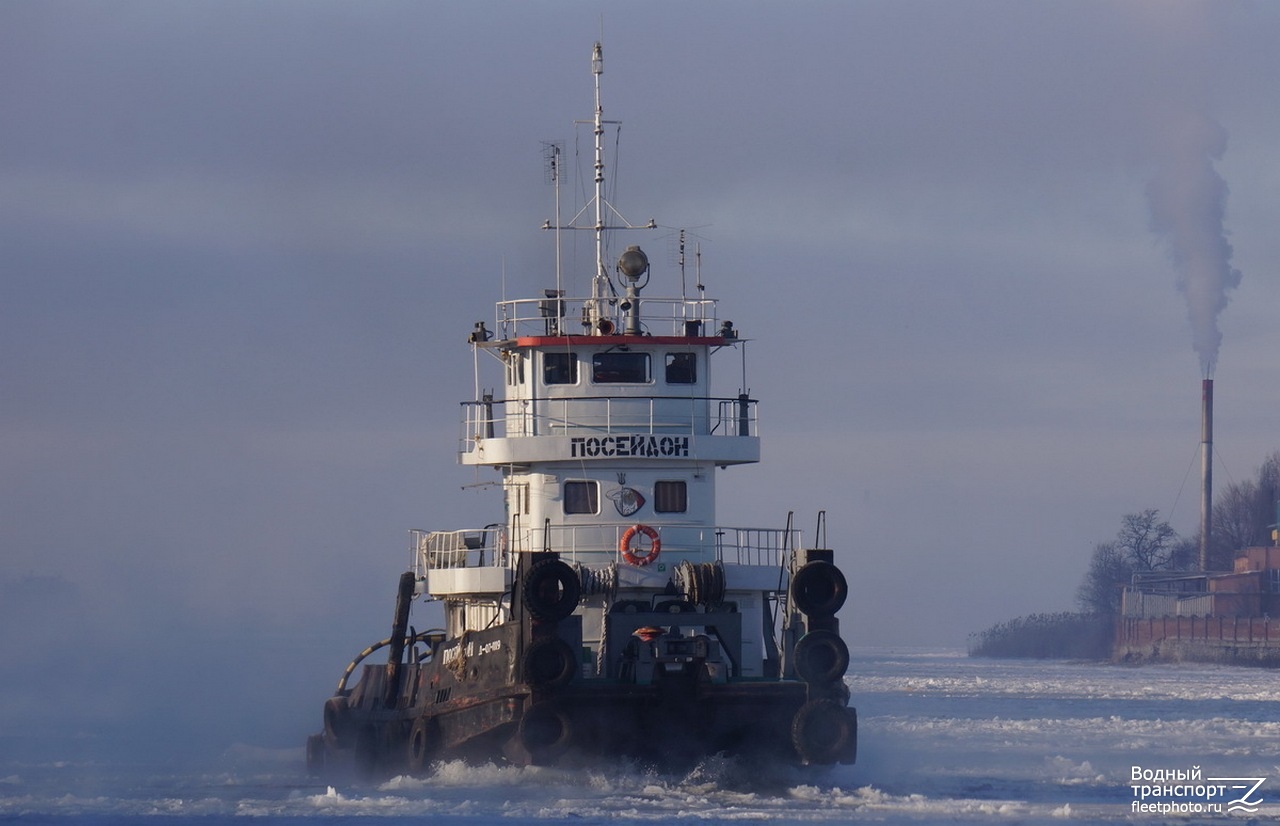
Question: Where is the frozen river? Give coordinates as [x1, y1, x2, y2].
[3, 648, 1279, 823]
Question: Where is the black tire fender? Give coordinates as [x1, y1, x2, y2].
[793, 629, 850, 684]
[322, 696, 353, 749]
[791, 698, 856, 765]
[522, 636, 578, 690]
[522, 558, 581, 622]
[518, 702, 573, 763]
[406, 716, 439, 775]
[790, 560, 848, 617]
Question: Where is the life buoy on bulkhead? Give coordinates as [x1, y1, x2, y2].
[620, 524, 660, 566]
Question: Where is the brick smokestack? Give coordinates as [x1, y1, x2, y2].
[1200, 378, 1213, 571]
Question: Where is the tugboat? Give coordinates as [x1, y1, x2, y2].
[307, 43, 856, 777]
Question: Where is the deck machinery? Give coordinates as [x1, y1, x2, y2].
[308, 43, 856, 777]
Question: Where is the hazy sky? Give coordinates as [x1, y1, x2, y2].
[3, 1, 1278, 761]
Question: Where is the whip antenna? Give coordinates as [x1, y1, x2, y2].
[542, 141, 564, 296]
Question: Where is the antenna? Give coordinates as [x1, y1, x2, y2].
[542, 141, 564, 295]
[678, 229, 687, 299]
[592, 42, 606, 308]
[545, 41, 657, 333]
[666, 227, 710, 301]
[695, 242, 704, 295]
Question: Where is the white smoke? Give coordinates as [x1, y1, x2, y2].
[1146, 111, 1241, 378]
[1138, 2, 1241, 379]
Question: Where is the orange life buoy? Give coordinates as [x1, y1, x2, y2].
[620, 524, 660, 566]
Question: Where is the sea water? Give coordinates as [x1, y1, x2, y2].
[3, 648, 1279, 823]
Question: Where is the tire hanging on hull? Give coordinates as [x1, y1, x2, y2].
[791, 698, 856, 765]
[517, 702, 574, 764]
[406, 717, 439, 774]
[793, 629, 850, 684]
[522, 636, 578, 690]
[789, 560, 848, 618]
[522, 558, 582, 622]
[323, 696, 353, 749]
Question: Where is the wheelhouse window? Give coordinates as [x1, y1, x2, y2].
[665, 353, 696, 384]
[544, 352, 578, 385]
[654, 480, 688, 513]
[563, 480, 599, 515]
[592, 352, 649, 383]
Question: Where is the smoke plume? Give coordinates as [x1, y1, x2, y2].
[1146, 111, 1241, 378]
[1134, 0, 1241, 379]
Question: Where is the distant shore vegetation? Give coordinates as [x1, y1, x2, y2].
[968, 612, 1111, 659]
[969, 449, 1280, 661]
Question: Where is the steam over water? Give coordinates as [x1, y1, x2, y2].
[4, 649, 1280, 823]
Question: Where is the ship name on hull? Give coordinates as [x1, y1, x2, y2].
[569, 435, 690, 459]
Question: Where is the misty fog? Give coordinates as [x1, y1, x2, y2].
[3, 0, 1278, 766]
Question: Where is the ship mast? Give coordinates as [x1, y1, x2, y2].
[547, 40, 653, 333]
[591, 42, 608, 310]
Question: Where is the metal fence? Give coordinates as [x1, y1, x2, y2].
[411, 524, 800, 578]
[494, 295, 720, 340]
[460, 395, 757, 454]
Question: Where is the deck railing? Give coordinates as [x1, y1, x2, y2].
[495, 295, 720, 340]
[460, 395, 757, 455]
[411, 524, 799, 579]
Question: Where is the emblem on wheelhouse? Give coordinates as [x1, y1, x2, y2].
[307, 42, 857, 777]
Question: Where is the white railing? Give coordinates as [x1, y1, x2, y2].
[411, 524, 799, 577]
[495, 295, 720, 340]
[411, 527, 507, 578]
[460, 395, 757, 454]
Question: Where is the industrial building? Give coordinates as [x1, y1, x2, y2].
[1117, 539, 1280, 665]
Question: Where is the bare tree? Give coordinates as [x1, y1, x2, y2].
[1258, 450, 1280, 498]
[1169, 535, 1198, 571]
[1070, 451, 1280, 625]
[1077, 540, 1132, 617]
[1076, 510, 1182, 618]
[1204, 452, 1280, 569]
[1212, 479, 1261, 557]
[1252, 450, 1280, 539]
[1116, 509, 1179, 571]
